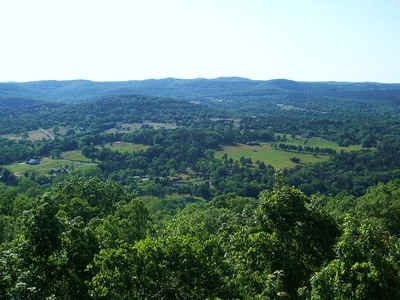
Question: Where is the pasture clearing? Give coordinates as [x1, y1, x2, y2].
[276, 134, 363, 152]
[3, 157, 96, 176]
[1, 127, 70, 141]
[216, 143, 329, 169]
[103, 142, 149, 153]
[61, 150, 92, 162]
[105, 122, 177, 133]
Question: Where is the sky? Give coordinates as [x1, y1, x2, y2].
[0, 0, 399, 83]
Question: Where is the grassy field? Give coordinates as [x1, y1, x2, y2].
[1, 127, 70, 141]
[276, 104, 306, 112]
[105, 122, 177, 133]
[1, 128, 53, 141]
[216, 143, 330, 169]
[3, 157, 96, 176]
[103, 142, 149, 153]
[61, 150, 92, 162]
[276, 134, 363, 152]
[210, 118, 241, 127]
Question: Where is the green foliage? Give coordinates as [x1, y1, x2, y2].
[94, 199, 150, 249]
[311, 179, 400, 235]
[307, 216, 400, 299]
[0, 178, 142, 299]
[211, 192, 259, 213]
[2, 81, 400, 299]
[355, 180, 400, 235]
[55, 177, 127, 216]
[226, 186, 339, 298]
[1, 173, 400, 299]
[0, 194, 65, 299]
[0, 214, 12, 244]
[286, 139, 400, 196]
[89, 234, 230, 299]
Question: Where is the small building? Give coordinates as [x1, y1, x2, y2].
[247, 141, 261, 146]
[172, 180, 188, 187]
[301, 133, 310, 138]
[141, 124, 154, 129]
[53, 168, 68, 174]
[27, 159, 40, 165]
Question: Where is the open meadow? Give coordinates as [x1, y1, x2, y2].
[277, 134, 363, 152]
[3, 157, 96, 176]
[1, 127, 70, 141]
[216, 143, 330, 169]
[103, 142, 149, 153]
[61, 150, 93, 162]
[105, 122, 177, 134]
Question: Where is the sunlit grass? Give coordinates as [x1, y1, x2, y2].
[216, 143, 329, 169]
[3, 157, 96, 175]
[103, 142, 149, 153]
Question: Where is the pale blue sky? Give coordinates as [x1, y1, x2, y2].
[0, 0, 399, 82]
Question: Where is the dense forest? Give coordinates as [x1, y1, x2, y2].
[1, 80, 400, 299]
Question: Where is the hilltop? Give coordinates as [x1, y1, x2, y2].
[1, 78, 400, 104]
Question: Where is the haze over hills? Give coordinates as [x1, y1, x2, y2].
[2, 80, 400, 300]
[1, 77, 400, 105]
[3, 0, 400, 297]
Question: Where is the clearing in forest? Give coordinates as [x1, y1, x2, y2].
[3, 157, 96, 176]
[275, 134, 363, 152]
[103, 142, 149, 153]
[1, 127, 69, 141]
[61, 150, 93, 162]
[216, 143, 329, 169]
[105, 122, 177, 133]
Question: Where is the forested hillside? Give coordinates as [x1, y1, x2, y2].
[2, 78, 400, 113]
[1, 83, 400, 299]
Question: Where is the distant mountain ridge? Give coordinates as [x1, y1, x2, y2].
[1, 77, 400, 106]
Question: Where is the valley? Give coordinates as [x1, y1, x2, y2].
[1, 79, 400, 299]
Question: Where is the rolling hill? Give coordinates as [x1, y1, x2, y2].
[1, 77, 400, 103]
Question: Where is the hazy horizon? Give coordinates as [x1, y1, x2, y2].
[1, 0, 399, 83]
[2, 77, 400, 85]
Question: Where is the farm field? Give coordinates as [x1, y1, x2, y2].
[276, 104, 306, 112]
[276, 104, 326, 114]
[3, 157, 96, 176]
[216, 143, 329, 169]
[1, 128, 54, 141]
[276, 134, 363, 152]
[210, 118, 241, 127]
[103, 142, 149, 153]
[61, 150, 92, 162]
[105, 122, 177, 133]
[1, 127, 70, 141]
